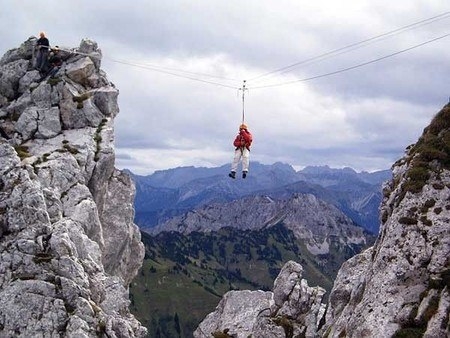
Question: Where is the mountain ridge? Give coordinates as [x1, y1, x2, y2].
[148, 193, 372, 256]
[130, 163, 391, 233]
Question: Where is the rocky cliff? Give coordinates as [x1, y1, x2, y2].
[323, 104, 450, 337]
[0, 38, 146, 337]
[194, 105, 450, 338]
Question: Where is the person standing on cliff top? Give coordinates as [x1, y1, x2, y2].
[35, 31, 50, 72]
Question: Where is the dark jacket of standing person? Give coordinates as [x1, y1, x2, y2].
[35, 31, 50, 72]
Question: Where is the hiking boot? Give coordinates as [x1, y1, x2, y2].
[228, 171, 236, 179]
[242, 171, 247, 179]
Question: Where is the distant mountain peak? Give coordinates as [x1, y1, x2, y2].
[133, 162, 390, 233]
[300, 165, 357, 175]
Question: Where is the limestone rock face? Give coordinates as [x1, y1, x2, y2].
[195, 105, 450, 338]
[322, 104, 450, 338]
[0, 38, 146, 337]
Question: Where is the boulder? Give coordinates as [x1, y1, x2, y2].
[195, 261, 326, 338]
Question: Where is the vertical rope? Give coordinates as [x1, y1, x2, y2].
[241, 80, 247, 124]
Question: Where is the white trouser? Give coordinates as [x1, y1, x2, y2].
[231, 147, 250, 172]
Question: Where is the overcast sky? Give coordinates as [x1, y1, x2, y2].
[2, 1, 449, 175]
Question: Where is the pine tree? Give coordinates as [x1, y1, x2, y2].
[174, 312, 181, 337]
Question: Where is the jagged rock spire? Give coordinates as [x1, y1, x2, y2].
[194, 261, 326, 338]
[0, 39, 146, 337]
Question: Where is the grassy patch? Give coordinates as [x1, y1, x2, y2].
[401, 105, 450, 197]
[94, 119, 108, 161]
[32, 253, 53, 264]
[63, 143, 79, 155]
[403, 166, 430, 194]
[47, 77, 62, 86]
[14, 145, 30, 159]
[32, 152, 51, 171]
[273, 316, 294, 338]
[212, 329, 234, 338]
[393, 327, 425, 338]
[72, 92, 92, 109]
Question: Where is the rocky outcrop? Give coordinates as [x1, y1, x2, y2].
[322, 104, 450, 337]
[195, 105, 450, 337]
[0, 38, 146, 337]
[194, 261, 326, 338]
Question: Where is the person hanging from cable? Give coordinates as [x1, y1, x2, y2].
[229, 123, 253, 179]
[35, 31, 50, 73]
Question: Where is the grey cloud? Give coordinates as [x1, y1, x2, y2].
[1, 1, 448, 174]
[115, 153, 134, 160]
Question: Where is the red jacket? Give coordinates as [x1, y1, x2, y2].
[233, 129, 252, 150]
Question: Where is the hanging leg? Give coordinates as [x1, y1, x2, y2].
[241, 148, 250, 177]
[229, 148, 242, 178]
